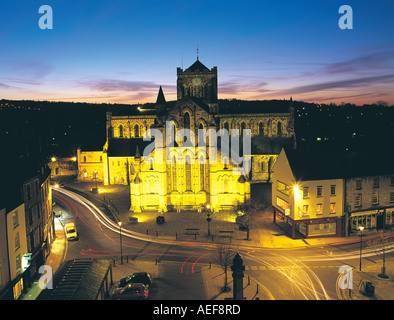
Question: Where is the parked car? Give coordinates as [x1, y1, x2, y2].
[112, 283, 149, 300]
[118, 272, 152, 288]
[65, 222, 78, 241]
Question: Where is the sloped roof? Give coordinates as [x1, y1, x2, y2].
[284, 147, 394, 181]
[218, 99, 291, 115]
[107, 138, 154, 157]
[184, 60, 210, 73]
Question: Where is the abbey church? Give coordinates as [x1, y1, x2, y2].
[77, 58, 295, 212]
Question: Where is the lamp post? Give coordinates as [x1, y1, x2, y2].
[118, 221, 123, 264]
[206, 204, 211, 236]
[359, 225, 364, 271]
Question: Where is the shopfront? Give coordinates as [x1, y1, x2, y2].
[274, 208, 342, 239]
[350, 208, 394, 233]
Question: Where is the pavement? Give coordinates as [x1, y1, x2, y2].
[20, 179, 394, 300]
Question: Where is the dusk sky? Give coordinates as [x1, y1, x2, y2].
[1, 0, 393, 105]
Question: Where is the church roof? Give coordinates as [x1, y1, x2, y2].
[107, 138, 153, 157]
[184, 59, 210, 73]
[218, 99, 291, 114]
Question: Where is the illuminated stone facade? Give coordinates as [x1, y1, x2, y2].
[78, 59, 295, 212]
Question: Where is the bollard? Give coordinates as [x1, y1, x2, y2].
[156, 230, 159, 237]
[209, 261, 211, 269]
[113, 259, 116, 267]
[212, 235, 214, 242]
[176, 232, 178, 239]
[126, 256, 129, 263]
[146, 229, 149, 235]
[256, 283, 259, 294]
[248, 275, 250, 285]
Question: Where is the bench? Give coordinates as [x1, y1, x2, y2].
[218, 230, 234, 243]
[185, 228, 200, 239]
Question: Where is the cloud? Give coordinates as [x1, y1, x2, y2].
[0, 82, 13, 89]
[85, 79, 161, 92]
[219, 80, 269, 95]
[322, 51, 394, 75]
[273, 74, 394, 96]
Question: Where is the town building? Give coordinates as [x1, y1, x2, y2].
[272, 148, 344, 238]
[344, 157, 394, 236]
[272, 148, 394, 239]
[0, 156, 54, 299]
[77, 58, 295, 213]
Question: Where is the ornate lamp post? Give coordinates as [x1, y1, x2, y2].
[118, 221, 123, 264]
[206, 204, 211, 236]
[359, 225, 364, 271]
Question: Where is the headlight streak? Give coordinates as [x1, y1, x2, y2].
[242, 251, 332, 300]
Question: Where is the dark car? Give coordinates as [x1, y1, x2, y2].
[112, 283, 149, 300]
[118, 272, 152, 288]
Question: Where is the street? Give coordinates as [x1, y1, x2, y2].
[52, 187, 394, 300]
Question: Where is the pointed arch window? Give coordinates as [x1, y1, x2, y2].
[119, 125, 124, 138]
[259, 122, 264, 135]
[277, 122, 282, 136]
[240, 122, 246, 134]
[184, 112, 191, 130]
[134, 124, 140, 137]
[199, 156, 205, 191]
[224, 122, 229, 134]
[185, 155, 192, 191]
[172, 156, 177, 191]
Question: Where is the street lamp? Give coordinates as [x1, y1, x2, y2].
[359, 225, 364, 271]
[206, 204, 211, 236]
[118, 221, 123, 264]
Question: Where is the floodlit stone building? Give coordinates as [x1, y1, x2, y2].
[78, 58, 295, 212]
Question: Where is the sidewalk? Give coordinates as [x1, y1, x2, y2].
[20, 220, 67, 300]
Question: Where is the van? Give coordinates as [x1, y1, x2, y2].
[65, 222, 78, 241]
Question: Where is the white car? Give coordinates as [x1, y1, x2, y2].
[65, 223, 78, 241]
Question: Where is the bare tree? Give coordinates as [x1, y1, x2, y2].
[367, 233, 393, 278]
[237, 198, 266, 240]
[213, 244, 236, 292]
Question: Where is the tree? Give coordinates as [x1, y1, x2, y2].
[367, 233, 392, 278]
[213, 244, 235, 292]
[237, 198, 266, 240]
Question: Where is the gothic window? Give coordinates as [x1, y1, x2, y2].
[172, 156, 177, 191]
[199, 156, 205, 191]
[241, 122, 246, 134]
[134, 124, 139, 137]
[277, 121, 282, 136]
[198, 123, 205, 145]
[119, 125, 124, 138]
[259, 122, 264, 135]
[224, 122, 229, 133]
[84, 156, 86, 162]
[185, 155, 192, 191]
[261, 161, 264, 173]
[184, 112, 191, 130]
